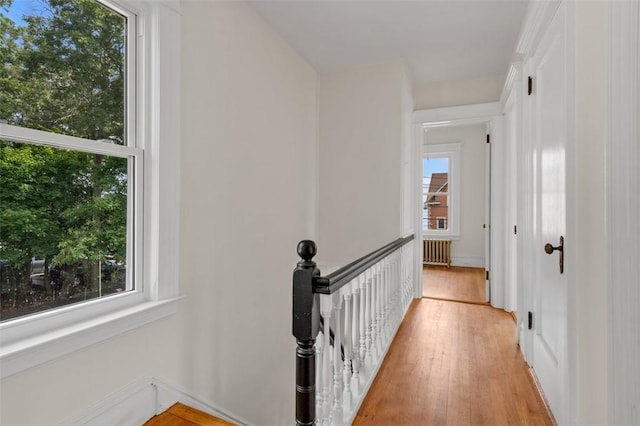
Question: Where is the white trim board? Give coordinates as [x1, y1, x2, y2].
[515, 0, 562, 57]
[413, 102, 501, 125]
[500, 62, 523, 107]
[450, 256, 484, 269]
[61, 376, 250, 426]
[608, 1, 640, 424]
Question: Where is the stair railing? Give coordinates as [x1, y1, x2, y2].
[292, 235, 415, 425]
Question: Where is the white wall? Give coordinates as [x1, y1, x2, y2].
[424, 124, 486, 267]
[317, 62, 407, 265]
[0, 314, 185, 425]
[179, 1, 317, 424]
[0, 2, 318, 425]
[413, 75, 504, 110]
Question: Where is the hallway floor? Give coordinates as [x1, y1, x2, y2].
[422, 265, 487, 304]
[352, 298, 553, 425]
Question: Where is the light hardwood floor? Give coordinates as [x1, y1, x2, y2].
[423, 265, 487, 304]
[143, 403, 234, 426]
[353, 298, 553, 426]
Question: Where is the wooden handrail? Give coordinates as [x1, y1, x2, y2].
[313, 235, 414, 294]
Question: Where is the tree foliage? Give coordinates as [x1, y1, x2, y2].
[0, 0, 127, 303]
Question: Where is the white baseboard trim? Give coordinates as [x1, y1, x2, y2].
[62, 376, 250, 426]
[451, 256, 485, 268]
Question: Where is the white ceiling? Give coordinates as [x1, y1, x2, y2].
[248, 0, 529, 87]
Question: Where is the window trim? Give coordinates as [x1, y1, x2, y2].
[0, 0, 182, 379]
[423, 142, 461, 238]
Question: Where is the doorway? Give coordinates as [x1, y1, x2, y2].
[420, 123, 490, 304]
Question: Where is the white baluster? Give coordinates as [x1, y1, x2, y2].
[367, 267, 379, 366]
[405, 246, 411, 309]
[397, 252, 403, 321]
[391, 256, 396, 323]
[392, 254, 399, 328]
[319, 295, 333, 425]
[378, 260, 386, 346]
[373, 262, 382, 359]
[402, 248, 408, 310]
[342, 285, 353, 416]
[351, 276, 361, 396]
[384, 254, 395, 340]
[315, 330, 324, 422]
[383, 258, 391, 341]
[382, 259, 387, 325]
[362, 269, 372, 369]
[331, 293, 343, 424]
[404, 248, 409, 307]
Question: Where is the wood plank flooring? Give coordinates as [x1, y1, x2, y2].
[423, 265, 487, 304]
[143, 403, 234, 426]
[353, 298, 553, 426]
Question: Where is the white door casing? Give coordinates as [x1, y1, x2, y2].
[504, 83, 520, 314]
[608, 1, 640, 423]
[412, 103, 504, 307]
[484, 125, 491, 302]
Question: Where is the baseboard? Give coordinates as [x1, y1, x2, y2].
[527, 368, 558, 426]
[61, 376, 250, 426]
[451, 255, 484, 268]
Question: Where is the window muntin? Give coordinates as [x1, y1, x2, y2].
[0, 0, 138, 322]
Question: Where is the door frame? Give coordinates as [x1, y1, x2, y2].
[502, 72, 521, 314]
[412, 102, 503, 305]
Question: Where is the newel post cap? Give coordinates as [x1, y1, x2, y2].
[297, 240, 317, 264]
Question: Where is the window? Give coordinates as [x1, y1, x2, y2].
[1, 0, 135, 322]
[423, 143, 461, 238]
[0, 0, 181, 378]
[423, 157, 449, 231]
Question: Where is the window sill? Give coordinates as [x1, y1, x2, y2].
[422, 233, 461, 241]
[0, 296, 182, 379]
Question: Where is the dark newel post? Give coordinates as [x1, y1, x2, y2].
[293, 240, 320, 426]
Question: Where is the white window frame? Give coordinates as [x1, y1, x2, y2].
[423, 142, 461, 239]
[0, 0, 181, 379]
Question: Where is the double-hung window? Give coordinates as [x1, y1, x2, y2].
[0, 0, 181, 378]
[423, 143, 461, 238]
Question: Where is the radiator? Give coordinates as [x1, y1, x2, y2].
[423, 239, 451, 267]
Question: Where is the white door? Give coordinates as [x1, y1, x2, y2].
[529, 3, 569, 423]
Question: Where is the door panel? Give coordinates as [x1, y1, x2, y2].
[530, 3, 568, 423]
